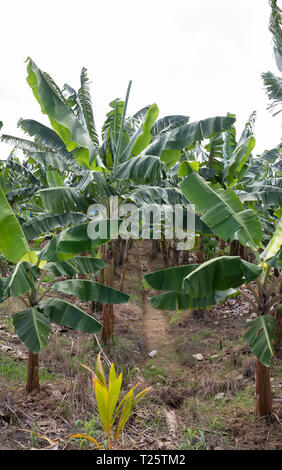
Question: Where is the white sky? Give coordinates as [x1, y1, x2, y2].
[0, 0, 281, 158]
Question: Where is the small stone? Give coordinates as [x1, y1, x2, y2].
[215, 392, 225, 400]
[192, 353, 204, 361]
[148, 350, 158, 358]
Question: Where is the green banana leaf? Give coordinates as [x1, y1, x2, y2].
[13, 307, 50, 353]
[18, 118, 66, 152]
[263, 217, 282, 264]
[244, 315, 277, 366]
[26, 58, 98, 168]
[22, 212, 87, 240]
[78, 67, 99, 147]
[4, 262, 40, 297]
[179, 172, 262, 252]
[36, 187, 89, 213]
[150, 288, 236, 311]
[120, 104, 159, 161]
[143, 264, 199, 291]
[52, 279, 129, 304]
[183, 256, 262, 298]
[151, 115, 189, 136]
[114, 155, 164, 184]
[45, 256, 106, 277]
[0, 184, 30, 263]
[238, 186, 282, 207]
[29, 152, 75, 172]
[54, 220, 121, 255]
[264, 246, 282, 269]
[46, 170, 64, 187]
[145, 115, 236, 168]
[39, 298, 102, 334]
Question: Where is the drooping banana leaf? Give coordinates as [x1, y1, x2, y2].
[143, 264, 200, 291]
[28, 152, 77, 173]
[179, 171, 262, 252]
[151, 115, 189, 137]
[39, 298, 102, 333]
[145, 115, 236, 168]
[52, 279, 129, 304]
[262, 71, 282, 116]
[143, 264, 237, 310]
[244, 315, 277, 366]
[125, 186, 214, 236]
[45, 256, 106, 277]
[182, 256, 262, 299]
[55, 220, 120, 254]
[46, 170, 65, 187]
[263, 217, 282, 265]
[4, 262, 40, 297]
[261, 144, 282, 164]
[39, 220, 118, 261]
[150, 288, 236, 311]
[237, 186, 282, 207]
[18, 118, 66, 152]
[0, 134, 49, 152]
[114, 155, 164, 184]
[6, 185, 43, 204]
[13, 307, 50, 353]
[0, 184, 30, 263]
[36, 187, 89, 213]
[22, 212, 87, 240]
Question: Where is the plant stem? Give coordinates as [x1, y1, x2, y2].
[237, 289, 259, 313]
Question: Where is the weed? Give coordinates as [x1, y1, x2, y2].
[178, 427, 206, 450]
[202, 330, 213, 338]
[0, 353, 25, 382]
[4, 315, 14, 334]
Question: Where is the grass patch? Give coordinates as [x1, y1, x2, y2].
[0, 353, 55, 384]
[142, 364, 167, 383]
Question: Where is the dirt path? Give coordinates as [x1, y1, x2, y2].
[137, 242, 185, 376]
[136, 242, 188, 440]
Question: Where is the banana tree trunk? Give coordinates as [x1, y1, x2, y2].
[161, 237, 169, 266]
[120, 239, 129, 292]
[197, 236, 204, 263]
[26, 351, 40, 393]
[255, 358, 272, 417]
[101, 242, 114, 343]
[151, 240, 159, 258]
[230, 239, 239, 256]
[172, 241, 179, 266]
[182, 250, 189, 264]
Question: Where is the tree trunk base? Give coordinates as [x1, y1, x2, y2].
[255, 358, 272, 418]
[26, 351, 40, 393]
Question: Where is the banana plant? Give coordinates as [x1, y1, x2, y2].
[144, 168, 281, 418]
[1, 58, 236, 341]
[262, 0, 282, 117]
[0, 184, 129, 392]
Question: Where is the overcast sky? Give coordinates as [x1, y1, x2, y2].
[0, 0, 281, 158]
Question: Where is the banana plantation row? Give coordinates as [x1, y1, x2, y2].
[0, 46, 281, 429]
